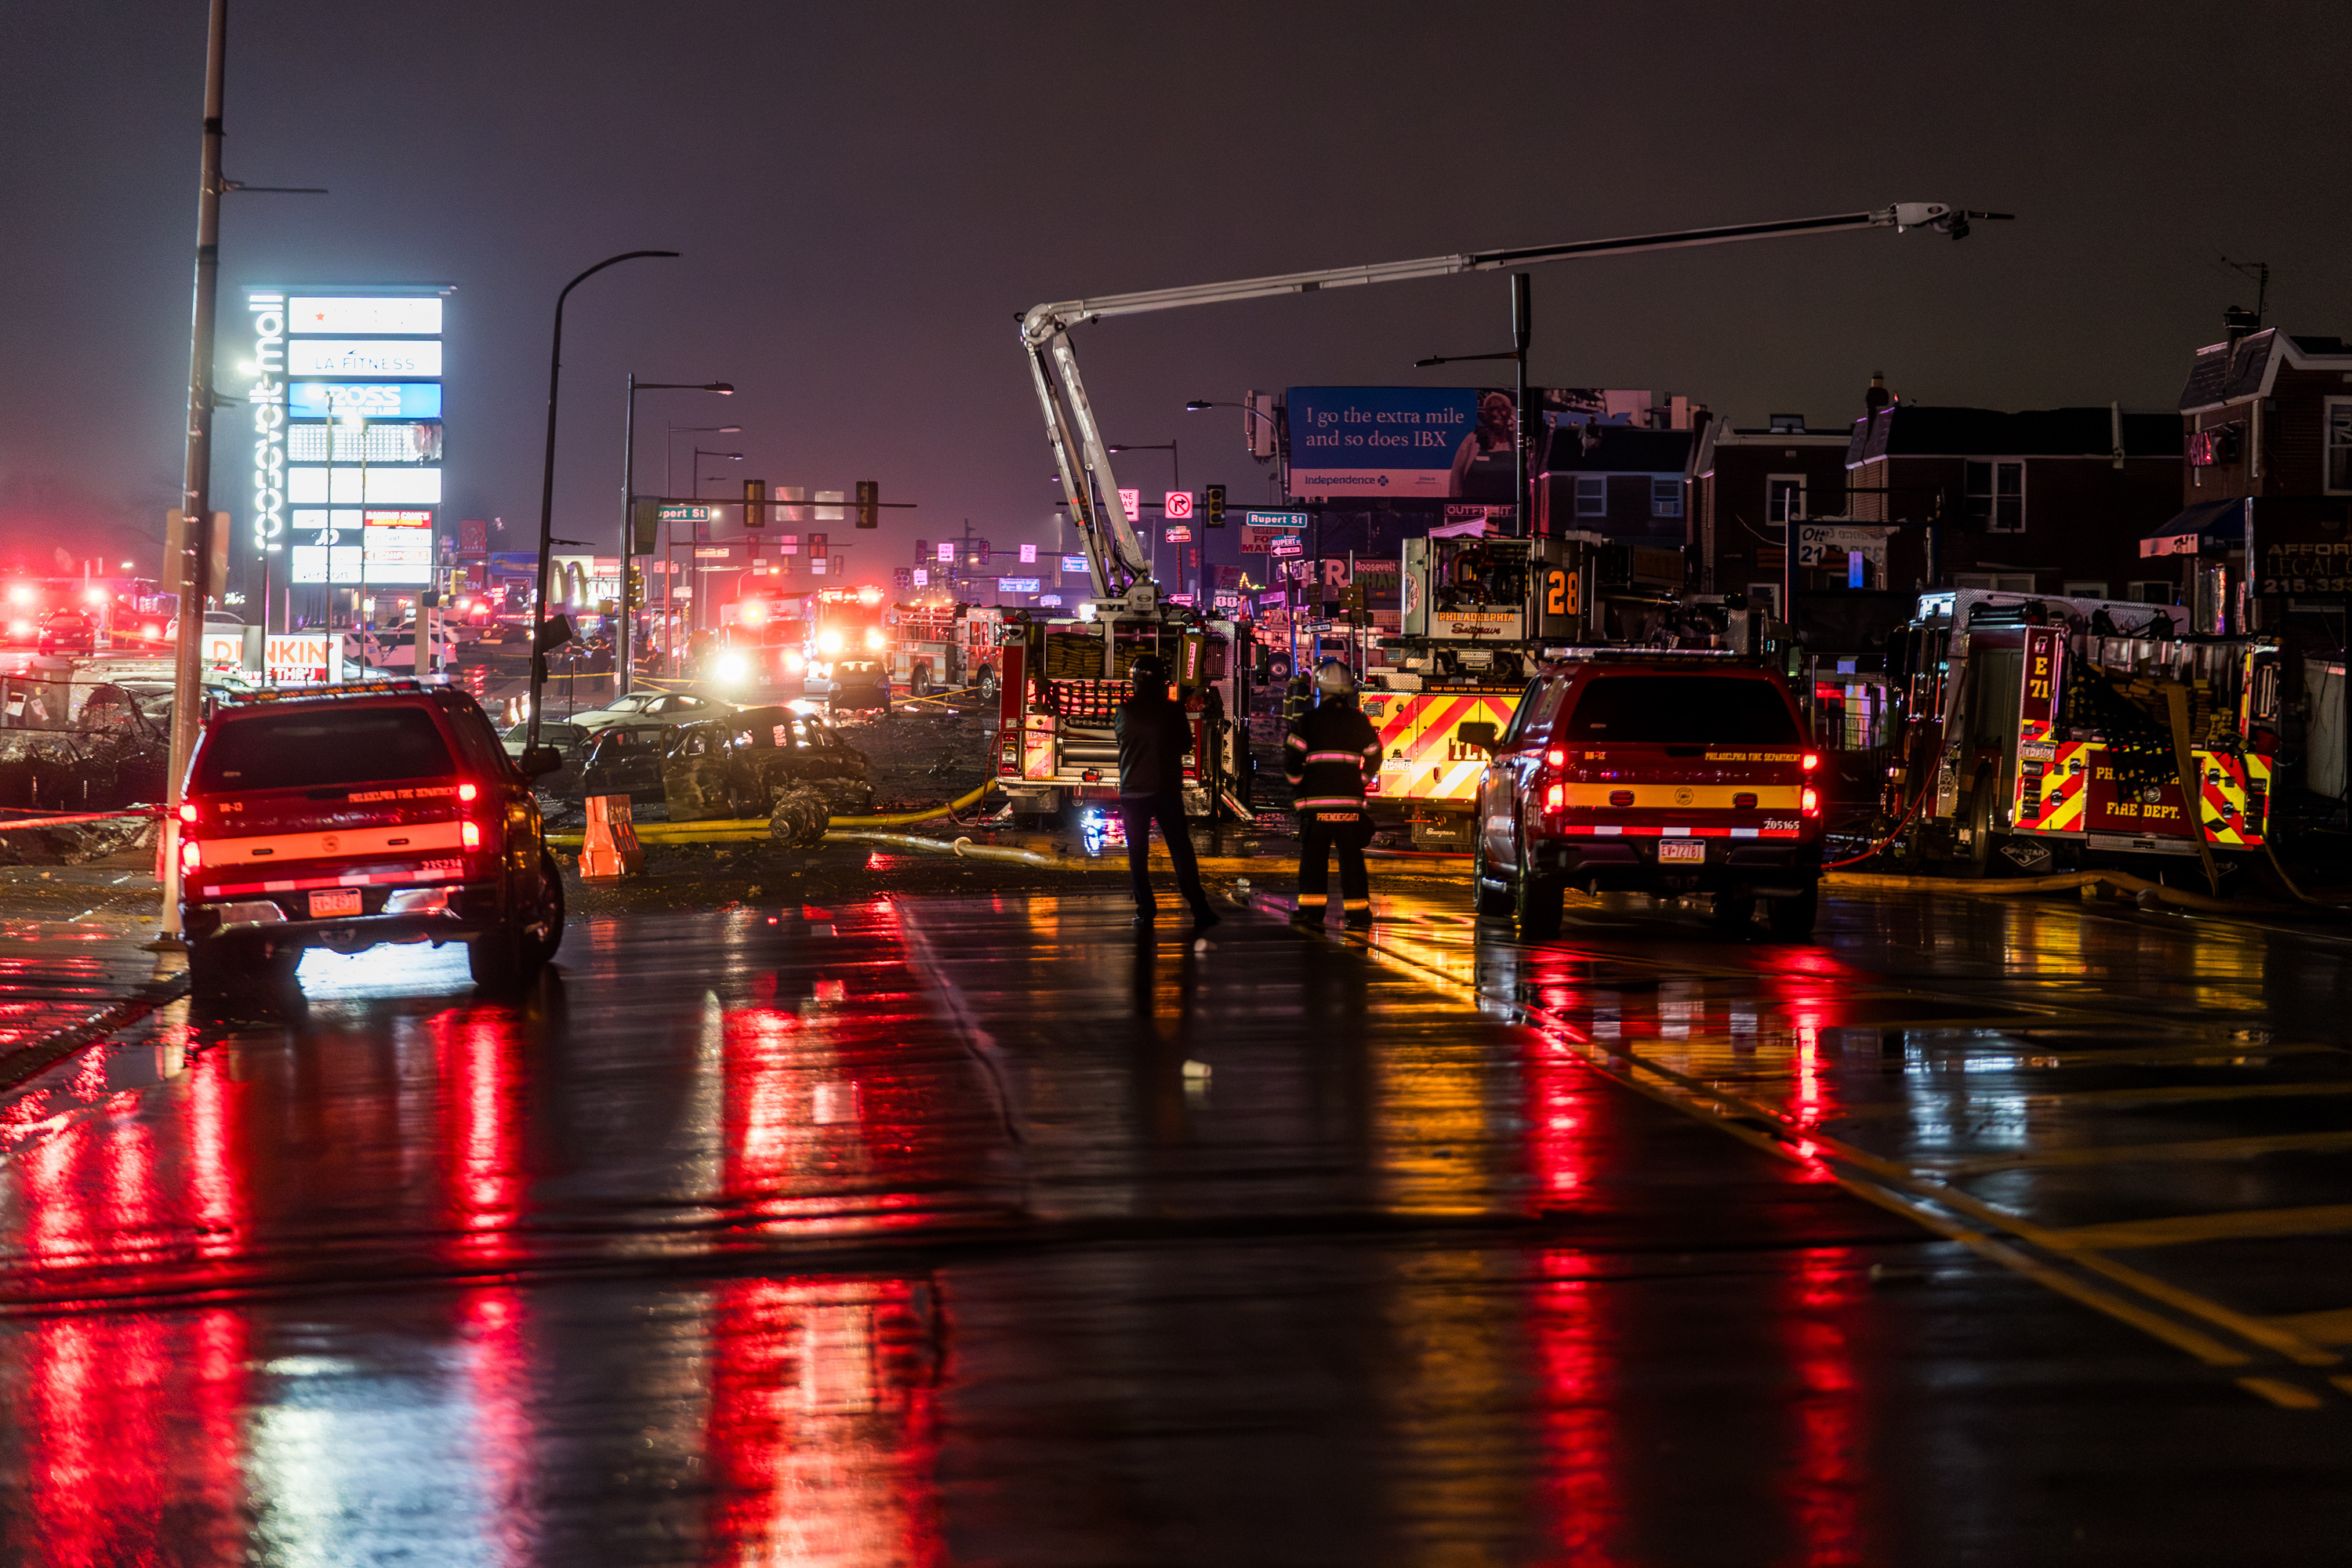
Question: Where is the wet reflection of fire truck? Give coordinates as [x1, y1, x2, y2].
[1882, 589, 2281, 878]
[995, 604, 1250, 829]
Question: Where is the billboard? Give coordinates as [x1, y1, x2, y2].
[1287, 386, 1493, 499]
[247, 285, 446, 597]
[1285, 387, 1622, 500]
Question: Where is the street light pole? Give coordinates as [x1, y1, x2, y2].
[162, 0, 228, 939]
[1108, 440, 1180, 593]
[528, 249, 678, 753]
[620, 379, 730, 696]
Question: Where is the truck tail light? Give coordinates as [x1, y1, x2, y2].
[179, 838, 201, 873]
[457, 781, 479, 804]
[1545, 784, 1565, 811]
[1544, 747, 1565, 768]
[1802, 753, 1819, 772]
[1733, 792, 1757, 810]
[1607, 789, 1634, 808]
[461, 820, 483, 850]
[1802, 786, 1820, 817]
[176, 800, 198, 825]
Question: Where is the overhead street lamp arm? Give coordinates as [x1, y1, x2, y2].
[531, 249, 679, 751]
[1022, 202, 2006, 601]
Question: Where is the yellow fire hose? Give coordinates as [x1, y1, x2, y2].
[550, 779, 998, 847]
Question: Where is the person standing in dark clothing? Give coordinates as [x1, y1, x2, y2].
[1114, 652, 1219, 930]
[1286, 660, 1382, 927]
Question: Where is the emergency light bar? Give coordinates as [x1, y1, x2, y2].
[223, 677, 445, 706]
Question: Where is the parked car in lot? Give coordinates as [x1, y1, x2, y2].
[176, 679, 567, 993]
[1472, 652, 1824, 940]
[566, 688, 735, 733]
[660, 706, 877, 822]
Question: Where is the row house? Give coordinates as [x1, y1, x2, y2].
[2154, 327, 2352, 631]
[1842, 402, 2182, 601]
[1690, 412, 1850, 609]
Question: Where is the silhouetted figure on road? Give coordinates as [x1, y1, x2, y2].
[1115, 652, 1218, 931]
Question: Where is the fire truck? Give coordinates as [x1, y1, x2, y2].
[1009, 200, 1983, 834]
[1357, 532, 1697, 846]
[1882, 588, 2281, 879]
[993, 598, 1249, 828]
[884, 603, 1003, 699]
[716, 583, 891, 708]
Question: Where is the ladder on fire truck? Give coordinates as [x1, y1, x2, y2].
[1019, 202, 2007, 604]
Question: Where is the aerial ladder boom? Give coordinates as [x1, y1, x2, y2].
[1022, 201, 2004, 600]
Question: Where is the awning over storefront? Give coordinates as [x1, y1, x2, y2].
[2140, 498, 2249, 558]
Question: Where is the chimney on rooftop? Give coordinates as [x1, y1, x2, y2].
[2222, 305, 2260, 346]
[1864, 372, 1892, 417]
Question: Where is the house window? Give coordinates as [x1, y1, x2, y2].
[1650, 478, 1682, 518]
[2327, 398, 2352, 493]
[1574, 476, 1606, 517]
[1964, 459, 2025, 532]
[1744, 583, 1781, 619]
[1766, 476, 1806, 524]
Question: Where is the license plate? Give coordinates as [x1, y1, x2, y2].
[1657, 840, 1706, 862]
[309, 888, 362, 917]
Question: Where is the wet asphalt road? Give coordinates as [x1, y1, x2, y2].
[3, 878, 2352, 1563]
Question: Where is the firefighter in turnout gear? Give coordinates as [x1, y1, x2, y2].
[1287, 660, 1381, 927]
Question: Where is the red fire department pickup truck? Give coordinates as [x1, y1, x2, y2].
[176, 681, 566, 995]
[1472, 651, 1824, 940]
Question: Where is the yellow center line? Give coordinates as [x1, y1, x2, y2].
[2047, 1203, 2352, 1251]
[1931, 1128, 2352, 1175]
[2269, 1308, 2352, 1346]
[1833, 1076, 2352, 1120]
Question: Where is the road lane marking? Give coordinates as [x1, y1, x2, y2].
[2271, 1309, 2352, 1346]
[2045, 1203, 2352, 1250]
[1833, 1076, 2352, 1120]
[1272, 890, 2352, 1396]
[2238, 1377, 2325, 1410]
[1933, 1128, 2352, 1174]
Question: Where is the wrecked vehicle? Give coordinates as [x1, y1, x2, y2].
[659, 706, 877, 822]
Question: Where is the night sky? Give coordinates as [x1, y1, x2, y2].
[4, 1, 2347, 582]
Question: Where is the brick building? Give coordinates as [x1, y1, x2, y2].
[2151, 328, 2352, 627]
[1842, 402, 2182, 600]
[1534, 423, 1694, 543]
[1690, 413, 1850, 605]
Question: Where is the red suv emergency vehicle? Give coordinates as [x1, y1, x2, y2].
[1472, 652, 1824, 940]
[176, 680, 565, 994]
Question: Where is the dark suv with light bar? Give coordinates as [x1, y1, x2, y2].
[176, 681, 565, 994]
[1472, 652, 1824, 940]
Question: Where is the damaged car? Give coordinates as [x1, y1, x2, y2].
[661, 706, 877, 822]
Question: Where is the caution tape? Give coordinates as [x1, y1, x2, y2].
[550, 779, 999, 846]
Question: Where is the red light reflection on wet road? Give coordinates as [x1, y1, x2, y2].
[1532, 1262, 1622, 1566]
[706, 1276, 942, 1566]
[1782, 1247, 1869, 1566]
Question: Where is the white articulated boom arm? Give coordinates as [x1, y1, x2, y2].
[1022, 201, 2004, 599]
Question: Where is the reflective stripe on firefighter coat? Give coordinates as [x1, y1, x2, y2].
[1285, 699, 1381, 814]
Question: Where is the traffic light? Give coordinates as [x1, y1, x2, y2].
[1204, 484, 1226, 526]
[855, 479, 879, 529]
[808, 532, 827, 557]
[743, 479, 767, 528]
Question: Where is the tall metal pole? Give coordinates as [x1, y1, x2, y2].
[619, 372, 637, 694]
[528, 249, 676, 752]
[161, 0, 227, 940]
[1512, 272, 1532, 539]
